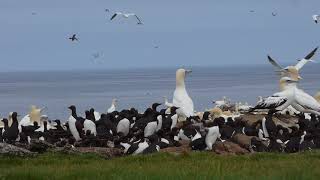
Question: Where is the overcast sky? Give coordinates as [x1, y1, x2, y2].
[0, 0, 319, 71]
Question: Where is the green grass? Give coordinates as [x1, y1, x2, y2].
[1, 151, 320, 180]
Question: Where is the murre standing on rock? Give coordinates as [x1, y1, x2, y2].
[84, 111, 97, 136]
[173, 68, 194, 121]
[67, 105, 82, 141]
[2, 112, 19, 143]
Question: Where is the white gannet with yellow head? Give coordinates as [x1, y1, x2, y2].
[268, 47, 317, 80]
[19, 105, 46, 132]
[173, 68, 194, 120]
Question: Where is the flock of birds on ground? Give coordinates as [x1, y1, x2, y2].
[1, 47, 320, 155]
[1, 8, 320, 155]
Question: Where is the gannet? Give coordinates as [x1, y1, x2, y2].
[110, 12, 143, 24]
[312, 15, 319, 23]
[19, 105, 46, 132]
[107, 99, 117, 113]
[268, 47, 318, 78]
[251, 77, 297, 112]
[173, 68, 194, 119]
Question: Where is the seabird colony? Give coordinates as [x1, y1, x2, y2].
[1, 50, 320, 155]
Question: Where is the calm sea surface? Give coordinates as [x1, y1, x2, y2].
[0, 65, 319, 120]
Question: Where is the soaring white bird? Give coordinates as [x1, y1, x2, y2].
[110, 12, 143, 24]
[312, 15, 319, 23]
[267, 47, 318, 78]
[173, 68, 194, 119]
[107, 99, 117, 113]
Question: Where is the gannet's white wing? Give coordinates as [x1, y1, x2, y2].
[294, 47, 318, 70]
[295, 89, 320, 112]
[173, 90, 194, 117]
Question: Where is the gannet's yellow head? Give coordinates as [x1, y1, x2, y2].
[279, 76, 298, 91]
[176, 68, 192, 87]
[284, 66, 302, 81]
[29, 105, 42, 123]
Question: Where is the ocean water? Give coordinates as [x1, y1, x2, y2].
[0, 65, 319, 120]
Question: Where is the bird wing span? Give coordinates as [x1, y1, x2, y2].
[268, 55, 283, 71]
[253, 96, 287, 110]
[295, 47, 318, 70]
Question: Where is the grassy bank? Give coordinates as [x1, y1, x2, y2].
[1, 151, 320, 180]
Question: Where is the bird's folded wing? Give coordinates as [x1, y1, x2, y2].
[253, 96, 287, 109]
[295, 89, 320, 111]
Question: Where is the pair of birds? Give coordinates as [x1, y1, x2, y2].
[251, 47, 320, 115]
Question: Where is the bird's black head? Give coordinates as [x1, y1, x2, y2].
[1, 118, 8, 124]
[89, 108, 95, 113]
[170, 106, 179, 114]
[152, 103, 162, 111]
[202, 111, 211, 121]
[85, 110, 90, 119]
[33, 121, 39, 127]
[68, 105, 76, 111]
[54, 120, 61, 125]
[12, 112, 18, 119]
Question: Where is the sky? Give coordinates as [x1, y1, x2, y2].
[0, 0, 319, 72]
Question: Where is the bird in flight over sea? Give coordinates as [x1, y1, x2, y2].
[267, 47, 318, 77]
[69, 34, 78, 41]
[313, 15, 319, 23]
[110, 12, 143, 25]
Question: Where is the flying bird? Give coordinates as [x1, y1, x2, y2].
[105, 9, 110, 12]
[267, 47, 318, 77]
[69, 34, 78, 41]
[110, 12, 143, 25]
[312, 15, 319, 23]
[272, 12, 277, 16]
